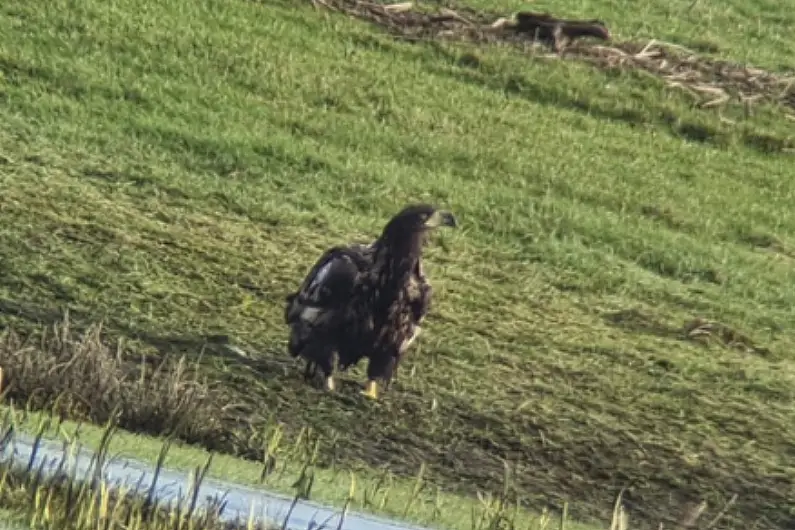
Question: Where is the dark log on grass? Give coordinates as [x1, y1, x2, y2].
[511, 12, 611, 51]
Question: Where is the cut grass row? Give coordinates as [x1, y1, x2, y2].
[432, 0, 795, 71]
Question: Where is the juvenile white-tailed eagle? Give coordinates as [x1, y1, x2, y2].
[283, 204, 457, 399]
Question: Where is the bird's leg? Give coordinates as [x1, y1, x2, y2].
[303, 361, 316, 381]
[362, 357, 381, 399]
[362, 355, 396, 400]
[318, 355, 335, 393]
[362, 380, 378, 400]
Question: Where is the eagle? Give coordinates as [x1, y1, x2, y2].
[283, 204, 457, 399]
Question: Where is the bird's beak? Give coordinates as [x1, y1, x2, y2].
[425, 210, 458, 229]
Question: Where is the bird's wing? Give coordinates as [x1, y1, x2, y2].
[285, 243, 375, 363]
[285, 244, 373, 325]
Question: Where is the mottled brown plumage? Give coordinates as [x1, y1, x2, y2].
[283, 204, 456, 398]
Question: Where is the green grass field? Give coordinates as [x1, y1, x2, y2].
[1, 0, 794, 529]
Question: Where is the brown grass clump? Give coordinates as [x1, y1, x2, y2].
[681, 317, 773, 356]
[0, 312, 257, 450]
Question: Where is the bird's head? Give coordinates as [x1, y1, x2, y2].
[381, 204, 458, 242]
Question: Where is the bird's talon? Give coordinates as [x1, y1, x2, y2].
[361, 381, 378, 400]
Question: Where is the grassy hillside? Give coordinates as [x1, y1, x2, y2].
[1, 0, 794, 529]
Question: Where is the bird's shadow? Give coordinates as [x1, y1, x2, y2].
[0, 296, 295, 380]
[0, 297, 387, 406]
[137, 336, 378, 403]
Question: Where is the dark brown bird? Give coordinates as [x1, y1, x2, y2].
[283, 204, 457, 399]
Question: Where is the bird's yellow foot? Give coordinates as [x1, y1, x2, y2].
[324, 376, 335, 392]
[361, 380, 378, 400]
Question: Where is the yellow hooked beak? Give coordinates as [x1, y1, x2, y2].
[424, 210, 458, 229]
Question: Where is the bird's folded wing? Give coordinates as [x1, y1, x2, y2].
[290, 246, 372, 317]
